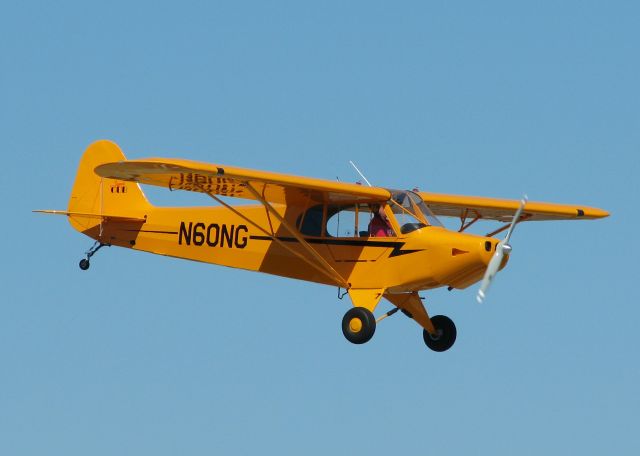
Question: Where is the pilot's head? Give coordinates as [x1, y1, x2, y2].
[371, 203, 388, 221]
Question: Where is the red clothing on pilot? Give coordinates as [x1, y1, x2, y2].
[369, 206, 393, 237]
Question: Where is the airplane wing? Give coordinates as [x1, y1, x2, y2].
[94, 158, 608, 220]
[95, 158, 390, 205]
[417, 192, 609, 222]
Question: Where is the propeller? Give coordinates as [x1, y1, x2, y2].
[476, 195, 528, 303]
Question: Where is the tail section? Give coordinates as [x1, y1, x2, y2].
[67, 140, 152, 242]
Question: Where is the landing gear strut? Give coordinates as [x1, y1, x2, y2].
[79, 241, 109, 271]
[342, 307, 376, 344]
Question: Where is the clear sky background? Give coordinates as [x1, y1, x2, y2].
[1, 1, 638, 454]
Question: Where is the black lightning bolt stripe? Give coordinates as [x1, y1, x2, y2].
[119, 230, 423, 257]
[124, 229, 179, 234]
[388, 245, 423, 257]
[249, 235, 423, 258]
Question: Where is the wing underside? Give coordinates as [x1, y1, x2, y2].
[95, 159, 391, 205]
[418, 192, 609, 222]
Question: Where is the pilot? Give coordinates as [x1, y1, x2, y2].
[369, 204, 393, 237]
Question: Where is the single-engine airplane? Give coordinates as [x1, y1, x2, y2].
[36, 140, 609, 352]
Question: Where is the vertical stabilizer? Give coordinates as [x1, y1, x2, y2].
[67, 140, 151, 236]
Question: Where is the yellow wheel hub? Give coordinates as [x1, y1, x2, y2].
[349, 317, 363, 333]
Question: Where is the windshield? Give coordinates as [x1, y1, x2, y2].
[389, 190, 443, 233]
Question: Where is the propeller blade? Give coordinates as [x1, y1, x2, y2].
[476, 196, 527, 304]
[503, 195, 528, 245]
[476, 244, 504, 303]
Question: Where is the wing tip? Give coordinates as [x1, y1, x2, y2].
[581, 207, 610, 219]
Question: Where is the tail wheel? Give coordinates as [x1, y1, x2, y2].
[342, 307, 376, 344]
[423, 315, 457, 352]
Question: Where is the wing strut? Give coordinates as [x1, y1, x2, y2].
[243, 183, 349, 287]
[485, 213, 531, 237]
[458, 209, 481, 232]
[194, 183, 349, 288]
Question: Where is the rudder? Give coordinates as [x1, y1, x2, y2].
[67, 140, 151, 235]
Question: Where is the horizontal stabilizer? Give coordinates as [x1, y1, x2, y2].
[33, 210, 146, 223]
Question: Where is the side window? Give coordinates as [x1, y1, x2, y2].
[327, 204, 378, 238]
[298, 205, 324, 237]
[357, 203, 374, 237]
[298, 204, 391, 238]
[327, 205, 356, 237]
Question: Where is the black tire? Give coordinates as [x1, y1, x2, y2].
[342, 307, 376, 344]
[79, 259, 90, 270]
[423, 315, 456, 352]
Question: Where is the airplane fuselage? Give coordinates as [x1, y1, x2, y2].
[80, 204, 499, 292]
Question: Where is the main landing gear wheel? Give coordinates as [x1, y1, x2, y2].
[423, 315, 457, 352]
[79, 259, 90, 270]
[342, 307, 376, 344]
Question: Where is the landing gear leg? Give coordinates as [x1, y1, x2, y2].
[79, 241, 109, 271]
[384, 292, 457, 352]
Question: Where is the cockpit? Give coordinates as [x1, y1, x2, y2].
[297, 190, 442, 238]
[389, 190, 443, 234]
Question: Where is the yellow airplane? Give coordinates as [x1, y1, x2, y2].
[36, 140, 609, 352]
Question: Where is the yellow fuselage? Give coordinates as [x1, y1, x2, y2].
[86, 204, 500, 292]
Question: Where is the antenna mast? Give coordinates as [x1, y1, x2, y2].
[349, 160, 373, 187]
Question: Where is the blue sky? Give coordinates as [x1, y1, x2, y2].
[1, 1, 638, 454]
